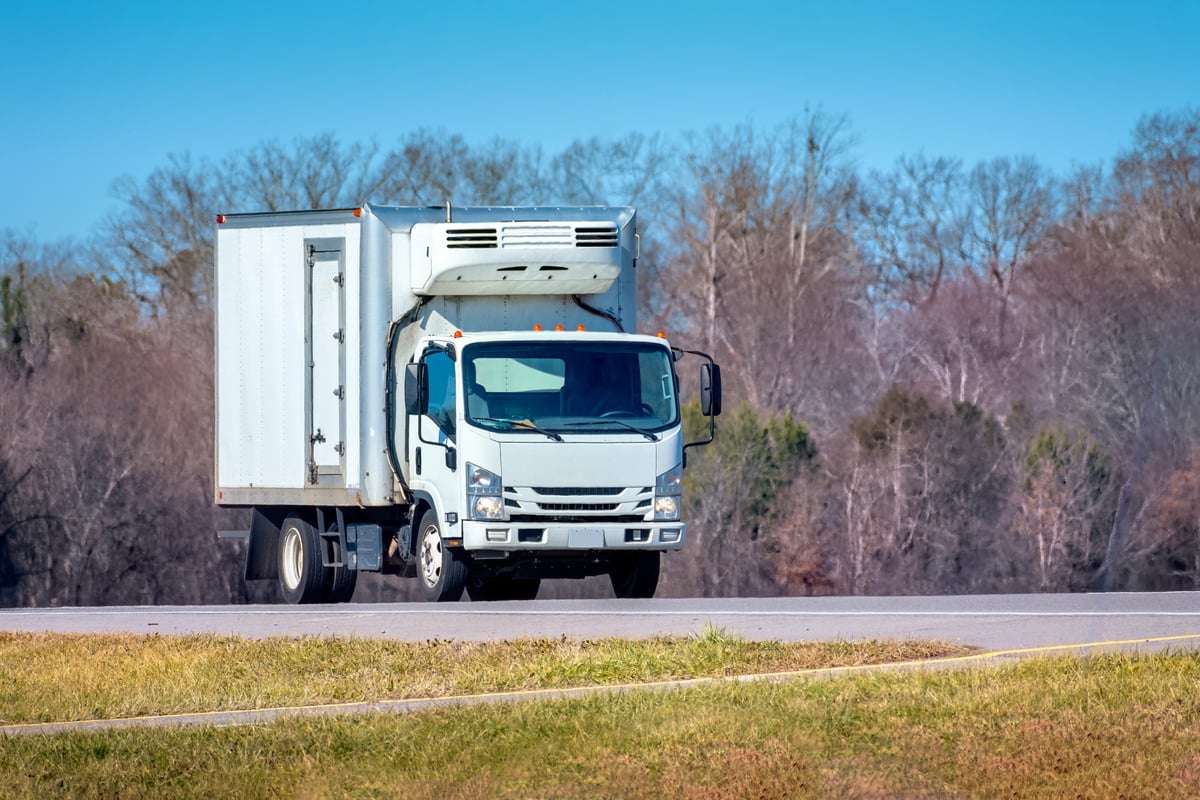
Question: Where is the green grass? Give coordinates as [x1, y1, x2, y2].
[0, 631, 970, 724]
[2, 651, 1198, 799]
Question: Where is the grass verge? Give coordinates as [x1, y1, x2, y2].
[1, 650, 1197, 799]
[0, 631, 970, 724]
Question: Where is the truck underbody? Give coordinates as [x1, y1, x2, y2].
[227, 504, 667, 602]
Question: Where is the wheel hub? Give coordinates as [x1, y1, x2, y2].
[419, 526, 442, 587]
[280, 529, 303, 591]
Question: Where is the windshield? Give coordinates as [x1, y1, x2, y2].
[463, 341, 678, 435]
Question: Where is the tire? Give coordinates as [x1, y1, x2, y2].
[324, 563, 358, 603]
[609, 551, 660, 599]
[466, 574, 541, 602]
[466, 573, 500, 602]
[415, 509, 467, 602]
[278, 516, 328, 604]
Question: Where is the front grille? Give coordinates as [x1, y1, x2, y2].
[537, 502, 619, 512]
[504, 485, 651, 520]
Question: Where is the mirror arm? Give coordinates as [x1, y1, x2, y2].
[680, 349, 721, 464]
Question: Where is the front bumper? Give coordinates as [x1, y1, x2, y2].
[460, 520, 685, 551]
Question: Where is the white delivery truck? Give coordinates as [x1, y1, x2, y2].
[215, 204, 720, 603]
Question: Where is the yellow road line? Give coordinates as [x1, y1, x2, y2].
[4, 632, 1198, 736]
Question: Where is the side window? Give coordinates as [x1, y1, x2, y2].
[638, 351, 676, 424]
[424, 349, 456, 440]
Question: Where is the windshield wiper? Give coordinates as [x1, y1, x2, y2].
[562, 419, 658, 441]
[474, 417, 563, 442]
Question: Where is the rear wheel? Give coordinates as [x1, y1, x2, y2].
[416, 510, 467, 602]
[324, 562, 358, 603]
[609, 551, 660, 599]
[279, 516, 328, 604]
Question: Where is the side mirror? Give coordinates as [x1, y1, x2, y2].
[700, 363, 722, 417]
[404, 362, 428, 415]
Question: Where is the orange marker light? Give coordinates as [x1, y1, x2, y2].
[533, 324, 543, 331]
[657, 330, 667, 338]
[555, 324, 565, 331]
[354, 208, 363, 217]
[577, 324, 586, 331]
[453, 330, 463, 338]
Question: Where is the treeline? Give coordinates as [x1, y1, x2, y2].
[2, 110, 1199, 604]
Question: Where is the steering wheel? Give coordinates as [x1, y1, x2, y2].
[599, 404, 654, 419]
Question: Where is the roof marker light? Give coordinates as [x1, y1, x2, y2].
[354, 208, 363, 218]
[453, 330, 463, 338]
[577, 324, 586, 331]
[533, 324, 543, 331]
[657, 330, 667, 338]
[555, 324, 564, 331]
[216, 214, 226, 224]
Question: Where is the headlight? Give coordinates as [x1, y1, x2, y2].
[654, 496, 679, 519]
[472, 495, 504, 519]
[467, 463, 504, 520]
[654, 465, 682, 521]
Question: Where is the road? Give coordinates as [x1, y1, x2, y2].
[3, 593, 1199, 652]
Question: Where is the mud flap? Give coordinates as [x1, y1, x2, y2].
[245, 508, 286, 581]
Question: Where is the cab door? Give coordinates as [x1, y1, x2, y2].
[408, 346, 461, 525]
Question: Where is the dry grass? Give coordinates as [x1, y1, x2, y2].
[0, 630, 969, 724]
[1, 650, 1197, 799]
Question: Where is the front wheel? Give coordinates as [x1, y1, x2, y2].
[416, 510, 467, 602]
[278, 516, 328, 604]
[609, 551, 660, 599]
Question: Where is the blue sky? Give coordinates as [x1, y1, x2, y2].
[2, 0, 1197, 241]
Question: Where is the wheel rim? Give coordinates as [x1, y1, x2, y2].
[281, 528, 303, 591]
[418, 524, 443, 588]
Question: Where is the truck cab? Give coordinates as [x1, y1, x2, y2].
[404, 330, 688, 599]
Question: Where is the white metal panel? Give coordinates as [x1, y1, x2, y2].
[216, 225, 306, 488]
[216, 220, 360, 491]
[499, 441, 657, 486]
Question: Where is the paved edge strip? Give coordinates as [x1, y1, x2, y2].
[4, 632, 1198, 737]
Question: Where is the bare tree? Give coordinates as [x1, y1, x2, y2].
[549, 132, 672, 208]
[1134, 451, 1200, 589]
[967, 155, 1056, 300]
[842, 387, 1015, 594]
[1110, 108, 1200, 278]
[855, 154, 973, 306]
[882, 275, 1032, 411]
[1013, 428, 1115, 591]
[104, 153, 221, 310]
[663, 113, 863, 418]
[223, 133, 386, 212]
[371, 130, 552, 207]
